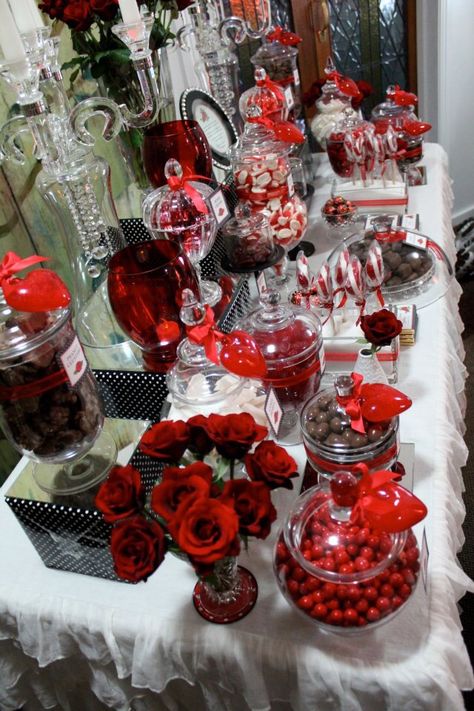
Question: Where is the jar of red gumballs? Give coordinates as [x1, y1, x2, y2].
[274, 469, 426, 632]
[327, 110, 374, 179]
[237, 289, 324, 443]
[301, 375, 412, 482]
[321, 196, 358, 229]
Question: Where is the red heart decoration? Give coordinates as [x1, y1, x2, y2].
[74, 360, 84, 373]
[359, 482, 427, 533]
[403, 119, 432, 137]
[3, 269, 71, 313]
[334, 75, 362, 98]
[360, 383, 412, 422]
[272, 121, 305, 144]
[220, 331, 267, 378]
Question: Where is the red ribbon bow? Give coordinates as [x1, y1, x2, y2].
[267, 26, 302, 46]
[167, 175, 209, 215]
[186, 305, 224, 364]
[336, 372, 365, 434]
[0, 251, 70, 313]
[351, 463, 427, 533]
[389, 85, 418, 107]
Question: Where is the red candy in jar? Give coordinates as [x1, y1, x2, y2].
[261, 193, 308, 250]
[237, 290, 324, 442]
[327, 111, 375, 179]
[274, 471, 426, 631]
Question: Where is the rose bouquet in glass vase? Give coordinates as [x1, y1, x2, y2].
[39, 0, 193, 189]
[95, 412, 298, 623]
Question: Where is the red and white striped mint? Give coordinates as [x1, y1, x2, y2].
[334, 247, 351, 290]
[296, 250, 311, 288]
[345, 255, 366, 302]
[315, 263, 334, 307]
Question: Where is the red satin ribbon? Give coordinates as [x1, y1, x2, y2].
[0, 368, 69, 402]
[327, 70, 362, 99]
[267, 26, 302, 46]
[186, 306, 224, 364]
[0, 252, 47, 284]
[305, 442, 398, 474]
[263, 358, 321, 388]
[250, 115, 305, 144]
[336, 372, 366, 434]
[167, 176, 209, 215]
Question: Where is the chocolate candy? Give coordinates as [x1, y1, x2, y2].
[0, 315, 103, 461]
[322, 196, 357, 227]
[348, 236, 434, 288]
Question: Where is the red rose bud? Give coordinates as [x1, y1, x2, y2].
[206, 413, 268, 459]
[245, 440, 298, 490]
[111, 516, 166, 582]
[95, 464, 144, 524]
[360, 309, 402, 347]
[139, 420, 190, 461]
[187, 414, 215, 455]
[151, 464, 212, 523]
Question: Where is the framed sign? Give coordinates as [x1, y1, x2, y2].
[180, 88, 239, 172]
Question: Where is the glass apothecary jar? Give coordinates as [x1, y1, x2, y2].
[250, 41, 301, 118]
[300, 377, 402, 481]
[371, 87, 423, 168]
[221, 203, 276, 271]
[327, 110, 374, 179]
[237, 290, 324, 443]
[274, 472, 422, 632]
[311, 73, 358, 150]
[0, 300, 104, 464]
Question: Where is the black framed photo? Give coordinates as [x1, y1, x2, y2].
[180, 88, 239, 172]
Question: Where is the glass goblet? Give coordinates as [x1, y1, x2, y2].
[107, 239, 200, 372]
[143, 120, 213, 188]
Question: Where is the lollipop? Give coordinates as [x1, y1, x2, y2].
[315, 263, 335, 324]
[333, 247, 350, 308]
[345, 255, 366, 323]
[364, 241, 385, 307]
[384, 125, 402, 183]
[296, 250, 311, 288]
[352, 132, 367, 184]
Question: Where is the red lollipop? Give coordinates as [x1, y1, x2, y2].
[364, 241, 385, 306]
[345, 255, 366, 322]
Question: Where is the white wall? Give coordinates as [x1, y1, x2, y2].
[418, 0, 474, 223]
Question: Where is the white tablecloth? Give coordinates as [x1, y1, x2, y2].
[1, 144, 473, 711]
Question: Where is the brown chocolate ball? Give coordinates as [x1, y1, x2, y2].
[329, 417, 344, 434]
[367, 426, 384, 443]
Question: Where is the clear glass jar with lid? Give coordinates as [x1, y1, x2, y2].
[221, 202, 277, 271]
[310, 58, 359, 149]
[237, 289, 324, 443]
[300, 375, 412, 482]
[274, 469, 426, 632]
[166, 289, 245, 414]
[326, 109, 375, 179]
[239, 66, 288, 125]
[250, 40, 301, 118]
[371, 85, 424, 168]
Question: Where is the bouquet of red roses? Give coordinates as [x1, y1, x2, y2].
[95, 412, 298, 584]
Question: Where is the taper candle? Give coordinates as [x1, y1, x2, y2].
[8, 0, 44, 34]
[0, 0, 27, 62]
[118, 0, 141, 24]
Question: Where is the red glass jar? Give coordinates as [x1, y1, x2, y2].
[301, 381, 400, 482]
[327, 111, 374, 179]
[274, 477, 421, 632]
[238, 290, 324, 441]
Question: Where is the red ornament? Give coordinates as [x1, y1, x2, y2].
[220, 331, 267, 378]
[360, 383, 412, 421]
[2, 269, 71, 313]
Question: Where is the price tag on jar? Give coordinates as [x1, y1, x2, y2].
[284, 86, 295, 111]
[420, 526, 430, 595]
[209, 188, 231, 227]
[287, 172, 295, 197]
[256, 270, 268, 296]
[265, 387, 284, 438]
[404, 232, 427, 250]
[60, 337, 87, 386]
[293, 68, 301, 86]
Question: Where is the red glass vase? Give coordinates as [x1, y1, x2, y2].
[192, 557, 258, 624]
[107, 239, 200, 372]
[143, 120, 213, 188]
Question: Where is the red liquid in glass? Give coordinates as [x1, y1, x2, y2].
[143, 120, 213, 188]
[107, 240, 199, 372]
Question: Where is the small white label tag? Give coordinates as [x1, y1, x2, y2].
[404, 232, 427, 250]
[287, 172, 295, 197]
[293, 68, 300, 86]
[284, 85, 295, 110]
[60, 337, 87, 386]
[420, 526, 429, 595]
[401, 214, 420, 231]
[256, 270, 268, 295]
[209, 189, 230, 227]
[265, 387, 284, 438]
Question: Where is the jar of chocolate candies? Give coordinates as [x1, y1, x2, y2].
[0, 299, 104, 463]
[327, 110, 374, 179]
[250, 41, 302, 118]
[301, 376, 401, 481]
[222, 203, 276, 271]
[238, 290, 324, 443]
[274, 471, 423, 631]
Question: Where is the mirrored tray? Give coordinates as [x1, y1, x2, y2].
[327, 227, 454, 309]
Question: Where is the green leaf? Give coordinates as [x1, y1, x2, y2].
[61, 57, 85, 71]
[93, 48, 131, 64]
[69, 68, 81, 84]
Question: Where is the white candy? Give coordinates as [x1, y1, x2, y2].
[278, 228, 292, 238]
[256, 172, 271, 187]
[237, 170, 248, 185]
[251, 187, 266, 194]
[269, 198, 281, 211]
[267, 159, 278, 170]
[278, 216, 288, 225]
[273, 170, 285, 183]
[290, 219, 300, 232]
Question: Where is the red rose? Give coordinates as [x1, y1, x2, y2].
[139, 420, 190, 460]
[206, 413, 268, 459]
[110, 516, 166, 582]
[95, 464, 144, 523]
[90, 0, 118, 20]
[220, 479, 277, 539]
[245, 441, 298, 490]
[168, 497, 240, 565]
[187, 415, 214, 456]
[151, 462, 212, 522]
[38, 0, 68, 21]
[62, 0, 93, 30]
[360, 309, 402, 347]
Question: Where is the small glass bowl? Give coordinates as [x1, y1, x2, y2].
[322, 201, 358, 229]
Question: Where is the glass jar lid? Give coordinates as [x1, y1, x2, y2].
[251, 40, 298, 65]
[284, 475, 406, 584]
[239, 67, 288, 124]
[330, 108, 373, 138]
[222, 202, 269, 238]
[238, 290, 322, 366]
[142, 158, 213, 234]
[0, 293, 70, 360]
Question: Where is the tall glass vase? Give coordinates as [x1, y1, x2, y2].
[192, 556, 258, 624]
[37, 152, 142, 371]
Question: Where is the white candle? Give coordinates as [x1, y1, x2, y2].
[0, 0, 27, 62]
[118, 0, 141, 24]
[9, 0, 44, 34]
